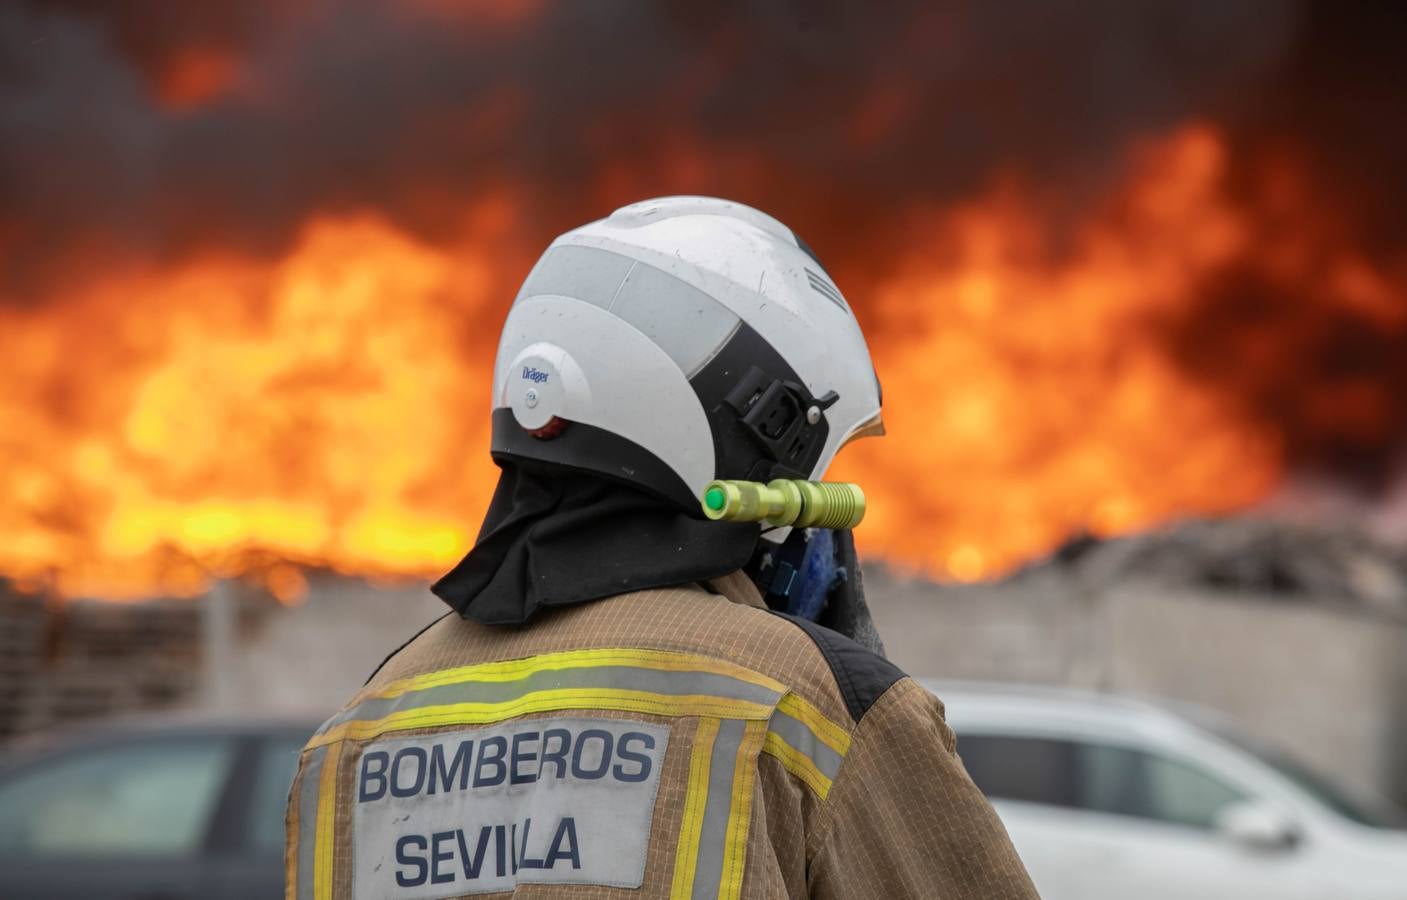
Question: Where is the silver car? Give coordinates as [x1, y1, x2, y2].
[927, 680, 1407, 900]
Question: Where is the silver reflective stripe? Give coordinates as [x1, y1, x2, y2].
[608, 260, 739, 376]
[692, 719, 748, 898]
[768, 708, 844, 781]
[319, 665, 781, 736]
[517, 245, 635, 309]
[516, 244, 740, 377]
[295, 745, 326, 900]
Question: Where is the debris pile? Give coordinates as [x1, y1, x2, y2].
[0, 580, 203, 740]
[1025, 518, 1407, 621]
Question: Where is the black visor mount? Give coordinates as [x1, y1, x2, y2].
[690, 322, 836, 483]
[724, 367, 838, 477]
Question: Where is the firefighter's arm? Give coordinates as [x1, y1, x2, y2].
[806, 678, 1040, 899]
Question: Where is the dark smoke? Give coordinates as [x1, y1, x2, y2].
[1170, 3, 1407, 487]
[3, 0, 1300, 292]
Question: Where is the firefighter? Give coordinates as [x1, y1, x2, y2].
[285, 196, 1037, 899]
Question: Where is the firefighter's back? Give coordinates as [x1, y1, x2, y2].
[285, 577, 1038, 899]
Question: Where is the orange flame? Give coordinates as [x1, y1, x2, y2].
[0, 125, 1399, 599]
[833, 125, 1280, 580]
[1, 203, 519, 601]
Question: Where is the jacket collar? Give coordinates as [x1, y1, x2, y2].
[702, 570, 768, 610]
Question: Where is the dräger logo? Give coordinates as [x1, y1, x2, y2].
[522, 366, 550, 384]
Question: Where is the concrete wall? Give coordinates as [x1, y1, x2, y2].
[865, 565, 1407, 804]
[1103, 584, 1407, 804]
[213, 574, 444, 719]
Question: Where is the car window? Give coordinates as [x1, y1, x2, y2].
[957, 734, 1079, 809]
[1082, 743, 1247, 829]
[0, 738, 234, 857]
[1079, 741, 1147, 816]
[247, 735, 307, 854]
[959, 733, 1246, 830]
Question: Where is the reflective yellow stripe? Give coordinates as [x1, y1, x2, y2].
[313, 649, 787, 747]
[671, 718, 719, 898]
[312, 740, 342, 900]
[776, 692, 851, 756]
[718, 720, 767, 900]
[306, 689, 772, 750]
[375, 648, 787, 698]
[761, 730, 833, 799]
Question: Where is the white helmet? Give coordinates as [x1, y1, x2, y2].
[491, 196, 884, 509]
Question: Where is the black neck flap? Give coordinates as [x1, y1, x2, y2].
[431, 461, 761, 626]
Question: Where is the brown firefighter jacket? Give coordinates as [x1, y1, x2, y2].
[285, 572, 1038, 899]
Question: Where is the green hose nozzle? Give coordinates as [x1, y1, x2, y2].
[699, 479, 866, 529]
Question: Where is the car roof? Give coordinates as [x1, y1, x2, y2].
[919, 678, 1216, 748]
[0, 711, 319, 769]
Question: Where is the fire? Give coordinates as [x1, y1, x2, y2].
[0, 124, 1400, 598]
[832, 126, 1280, 580]
[833, 124, 1402, 580]
[1, 208, 515, 601]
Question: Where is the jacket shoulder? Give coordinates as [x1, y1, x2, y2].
[769, 613, 908, 723]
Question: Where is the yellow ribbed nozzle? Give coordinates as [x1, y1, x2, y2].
[699, 479, 866, 529]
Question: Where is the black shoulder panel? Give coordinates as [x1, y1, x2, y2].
[772, 613, 907, 723]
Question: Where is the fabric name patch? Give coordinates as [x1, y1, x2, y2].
[352, 717, 669, 897]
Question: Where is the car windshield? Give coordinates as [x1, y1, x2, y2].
[1210, 726, 1407, 830]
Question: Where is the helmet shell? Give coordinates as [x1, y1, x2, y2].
[491, 196, 882, 508]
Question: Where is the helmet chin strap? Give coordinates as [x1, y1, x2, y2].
[746, 527, 888, 658]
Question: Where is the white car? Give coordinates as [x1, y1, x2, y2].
[925, 680, 1407, 900]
